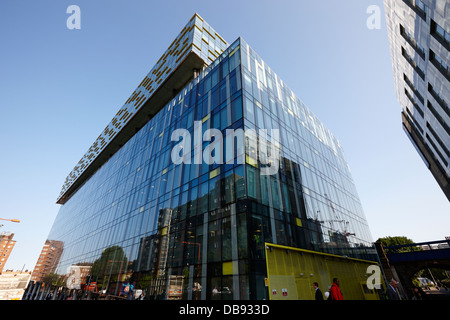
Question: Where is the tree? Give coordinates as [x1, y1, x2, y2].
[42, 272, 61, 286]
[376, 236, 422, 254]
[89, 246, 128, 288]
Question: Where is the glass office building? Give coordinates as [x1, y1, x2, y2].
[41, 14, 375, 300]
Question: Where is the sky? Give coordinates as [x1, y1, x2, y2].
[0, 0, 448, 272]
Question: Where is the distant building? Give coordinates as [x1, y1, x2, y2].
[0, 232, 16, 274]
[31, 240, 64, 282]
[384, 0, 450, 201]
[0, 271, 31, 300]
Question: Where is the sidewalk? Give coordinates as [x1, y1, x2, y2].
[422, 287, 450, 300]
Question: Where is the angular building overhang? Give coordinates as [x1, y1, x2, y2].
[402, 111, 450, 201]
[57, 13, 228, 204]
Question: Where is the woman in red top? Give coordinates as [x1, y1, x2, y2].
[330, 278, 344, 300]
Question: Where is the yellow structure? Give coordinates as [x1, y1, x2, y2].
[265, 243, 385, 300]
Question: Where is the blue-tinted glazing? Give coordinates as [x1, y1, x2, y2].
[44, 38, 375, 300]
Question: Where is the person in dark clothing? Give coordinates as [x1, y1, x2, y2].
[386, 279, 401, 300]
[313, 282, 324, 300]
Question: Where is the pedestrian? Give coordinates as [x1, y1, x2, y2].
[313, 282, 323, 300]
[386, 279, 401, 300]
[329, 278, 343, 300]
[411, 287, 422, 300]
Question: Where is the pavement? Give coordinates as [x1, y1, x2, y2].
[422, 287, 450, 300]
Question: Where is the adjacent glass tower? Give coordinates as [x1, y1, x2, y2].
[384, 0, 450, 201]
[42, 14, 375, 300]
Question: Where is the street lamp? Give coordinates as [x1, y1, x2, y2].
[0, 218, 20, 223]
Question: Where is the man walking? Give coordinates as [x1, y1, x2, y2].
[329, 278, 343, 300]
[386, 279, 401, 300]
[313, 282, 323, 300]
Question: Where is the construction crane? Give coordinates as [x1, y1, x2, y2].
[315, 211, 355, 238]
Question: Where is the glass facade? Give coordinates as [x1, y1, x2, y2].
[40, 36, 375, 300]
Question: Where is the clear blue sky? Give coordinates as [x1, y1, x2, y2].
[1, 0, 448, 272]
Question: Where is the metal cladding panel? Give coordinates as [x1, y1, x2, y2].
[57, 14, 228, 204]
[384, 0, 450, 181]
[264, 243, 384, 300]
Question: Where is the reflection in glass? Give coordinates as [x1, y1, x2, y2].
[31, 38, 376, 301]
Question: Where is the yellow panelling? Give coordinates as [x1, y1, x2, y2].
[265, 243, 384, 300]
[208, 49, 218, 58]
[215, 33, 227, 44]
[203, 27, 215, 39]
[222, 261, 233, 275]
[193, 43, 202, 52]
[229, 46, 239, 57]
[141, 76, 151, 88]
[171, 43, 180, 54]
[246, 155, 258, 167]
[209, 167, 220, 179]
[135, 95, 146, 109]
[176, 45, 192, 63]
[194, 24, 202, 32]
[120, 111, 130, 121]
[177, 26, 190, 41]
[194, 13, 204, 22]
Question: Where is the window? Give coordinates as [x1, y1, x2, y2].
[426, 122, 450, 158]
[198, 181, 209, 213]
[229, 72, 238, 96]
[401, 47, 425, 80]
[234, 165, 246, 200]
[415, 0, 426, 12]
[211, 87, 219, 110]
[244, 96, 255, 123]
[246, 165, 261, 200]
[425, 133, 449, 167]
[431, 19, 450, 51]
[428, 83, 450, 118]
[404, 88, 424, 117]
[429, 49, 450, 81]
[403, 73, 424, 104]
[221, 106, 228, 130]
[405, 107, 423, 134]
[224, 169, 235, 204]
[231, 96, 243, 124]
[402, 0, 426, 20]
[260, 175, 270, 206]
[427, 101, 450, 137]
[400, 24, 425, 58]
[209, 176, 220, 210]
